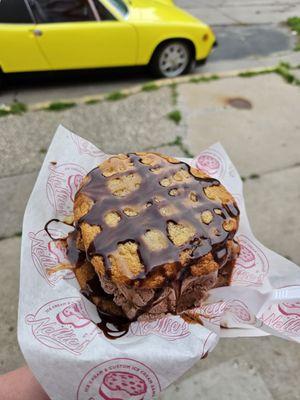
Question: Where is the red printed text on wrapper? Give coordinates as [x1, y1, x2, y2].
[198, 299, 252, 327]
[260, 297, 300, 336]
[46, 162, 86, 218]
[29, 228, 74, 286]
[196, 301, 227, 326]
[129, 316, 190, 341]
[77, 358, 161, 400]
[231, 235, 269, 286]
[25, 297, 98, 355]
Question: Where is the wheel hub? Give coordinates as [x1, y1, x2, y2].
[159, 42, 189, 78]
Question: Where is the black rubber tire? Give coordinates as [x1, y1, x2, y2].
[149, 40, 194, 78]
[0, 72, 5, 91]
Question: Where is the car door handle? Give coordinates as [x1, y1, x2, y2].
[30, 29, 43, 37]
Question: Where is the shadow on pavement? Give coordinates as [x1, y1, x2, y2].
[0, 66, 149, 96]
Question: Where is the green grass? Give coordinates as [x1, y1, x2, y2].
[106, 91, 127, 101]
[10, 102, 27, 114]
[85, 99, 101, 105]
[170, 83, 178, 106]
[189, 74, 219, 83]
[172, 136, 182, 146]
[278, 61, 291, 69]
[45, 101, 76, 111]
[182, 148, 194, 158]
[0, 109, 10, 117]
[142, 82, 159, 92]
[239, 62, 300, 86]
[287, 17, 300, 33]
[0, 101, 27, 117]
[287, 17, 300, 51]
[238, 69, 275, 78]
[167, 110, 182, 125]
[153, 136, 194, 157]
[144, 135, 194, 158]
[275, 62, 298, 84]
[168, 136, 194, 158]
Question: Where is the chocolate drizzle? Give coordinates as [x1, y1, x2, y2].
[70, 154, 239, 278]
[44, 218, 62, 240]
[66, 230, 86, 268]
[44, 218, 86, 267]
[82, 275, 113, 300]
[81, 275, 130, 339]
[96, 310, 130, 340]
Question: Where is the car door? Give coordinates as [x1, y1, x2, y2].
[27, 0, 138, 70]
[0, 0, 49, 72]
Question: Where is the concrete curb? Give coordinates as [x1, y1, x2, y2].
[0, 62, 295, 113]
[26, 65, 281, 112]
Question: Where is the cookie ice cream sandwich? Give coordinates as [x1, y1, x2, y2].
[67, 152, 240, 333]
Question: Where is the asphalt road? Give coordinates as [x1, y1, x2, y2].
[0, 0, 299, 104]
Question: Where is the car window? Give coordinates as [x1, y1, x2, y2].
[0, 0, 33, 23]
[106, 0, 128, 17]
[93, 0, 116, 21]
[28, 0, 96, 23]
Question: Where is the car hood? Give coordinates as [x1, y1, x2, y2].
[127, 0, 205, 26]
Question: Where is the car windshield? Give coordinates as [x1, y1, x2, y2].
[105, 0, 128, 17]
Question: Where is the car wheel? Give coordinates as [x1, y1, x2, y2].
[150, 41, 193, 78]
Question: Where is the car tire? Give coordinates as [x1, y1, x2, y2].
[0, 71, 5, 91]
[149, 40, 194, 78]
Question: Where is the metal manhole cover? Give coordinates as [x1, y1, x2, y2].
[227, 97, 252, 109]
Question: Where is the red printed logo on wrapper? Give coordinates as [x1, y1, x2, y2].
[46, 163, 86, 217]
[129, 316, 190, 341]
[231, 235, 269, 286]
[198, 299, 252, 327]
[25, 297, 98, 355]
[70, 132, 107, 158]
[77, 358, 161, 400]
[29, 228, 74, 285]
[278, 301, 300, 317]
[260, 293, 300, 336]
[197, 301, 227, 326]
[196, 149, 226, 179]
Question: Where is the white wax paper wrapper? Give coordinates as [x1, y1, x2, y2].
[18, 125, 300, 400]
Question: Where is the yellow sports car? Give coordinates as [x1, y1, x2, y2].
[0, 0, 216, 78]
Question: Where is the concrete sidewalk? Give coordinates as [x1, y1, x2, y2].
[0, 66, 300, 399]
